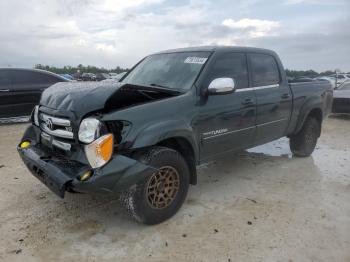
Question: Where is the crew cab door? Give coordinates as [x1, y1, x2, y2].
[196, 52, 256, 161]
[248, 53, 292, 145]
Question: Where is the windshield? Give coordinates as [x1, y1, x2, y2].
[123, 51, 211, 91]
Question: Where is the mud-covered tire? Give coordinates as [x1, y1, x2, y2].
[119, 146, 190, 225]
[290, 117, 321, 157]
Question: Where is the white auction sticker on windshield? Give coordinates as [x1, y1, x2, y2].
[184, 57, 208, 64]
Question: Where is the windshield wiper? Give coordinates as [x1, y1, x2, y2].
[123, 83, 182, 95]
[136, 90, 156, 100]
[149, 83, 170, 89]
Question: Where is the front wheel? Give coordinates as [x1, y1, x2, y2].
[119, 146, 190, 224]
[289, 117, 321, 157]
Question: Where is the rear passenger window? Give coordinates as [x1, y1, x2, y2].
[12, 70, 42, 84]
[12, 70, 62, 85]
[250, 54, 280, 86]
[206, 53, 248, 89]
[39, 73, 62, 83]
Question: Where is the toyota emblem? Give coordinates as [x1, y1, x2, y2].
[45, 118, 54, 130]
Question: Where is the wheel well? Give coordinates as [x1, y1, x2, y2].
[306, 108, 323, 137]
[308, 108, 323, 124]
[157, 137, 197, 185]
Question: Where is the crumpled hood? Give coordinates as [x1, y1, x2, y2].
[40, 81, 123, 117]
[40, 81, 179, 120]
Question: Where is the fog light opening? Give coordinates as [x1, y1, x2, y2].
[80, 170, 93, 181]
[20, 141, 31, 149]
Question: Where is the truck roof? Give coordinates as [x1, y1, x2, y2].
[154, 46, 277, 55]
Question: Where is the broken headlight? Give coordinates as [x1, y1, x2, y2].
[78, 118, 101, 143]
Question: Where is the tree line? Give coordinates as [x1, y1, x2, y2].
[34, 64, 129, 75]
[35, 64, 348, 78]
[284, 69, 345, 79]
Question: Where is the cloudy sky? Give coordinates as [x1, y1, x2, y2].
[1, 0, 349, 71]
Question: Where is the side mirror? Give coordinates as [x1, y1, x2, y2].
[208, 78, 235, 95]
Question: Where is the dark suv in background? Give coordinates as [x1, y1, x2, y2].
[0, 68, 67, 120]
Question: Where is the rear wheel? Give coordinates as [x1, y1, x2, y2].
[119, 146, 190, 224]
[290, 117, 320, 157]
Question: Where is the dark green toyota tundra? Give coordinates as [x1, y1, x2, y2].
[18, 46, 333, 224]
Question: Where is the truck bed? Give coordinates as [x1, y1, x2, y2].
[286, 80, 333, 135]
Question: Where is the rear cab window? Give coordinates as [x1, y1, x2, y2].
[249, 53, 280, 87]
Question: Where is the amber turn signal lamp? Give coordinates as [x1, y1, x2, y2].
[85, 134, 114, 169]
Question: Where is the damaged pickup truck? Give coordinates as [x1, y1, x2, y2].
[18, 46, 333, 224]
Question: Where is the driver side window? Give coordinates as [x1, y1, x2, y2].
[205, 53, 249, 89]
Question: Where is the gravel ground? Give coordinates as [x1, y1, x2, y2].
[0, 115, 349, 262]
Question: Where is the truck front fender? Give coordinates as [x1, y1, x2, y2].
[131, 119, 199, 162]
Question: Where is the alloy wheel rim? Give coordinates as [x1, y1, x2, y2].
[306, 125, 316, 145]
[146, 166, 180, 209]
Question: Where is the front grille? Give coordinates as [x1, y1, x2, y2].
[39, 112, 74, 151]
[39, 113, 73, 139]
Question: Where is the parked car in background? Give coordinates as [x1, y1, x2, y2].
[72, 72, 82, 80]
[109, 72, 118, 78]
[96, 73, 111, 81]
[59, 74, 75, 81]
[329, 74, 350, 88]
[314, 76, 336, 89]
[0, 68, 68, 120]
[81, 73, 97, 81]
[288, 77, 315, 83]
[332, 80, 350, 113]
[110, 71, 127, 81]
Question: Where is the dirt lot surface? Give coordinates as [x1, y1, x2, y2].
[0, 116, 349, 262]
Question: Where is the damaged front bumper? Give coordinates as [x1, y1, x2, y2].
[17, 126, 157, 198]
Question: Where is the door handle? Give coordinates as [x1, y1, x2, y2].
[0, 89, 10, 92]
[281, 93, 290, 99]
[242, 98, 254, 106]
